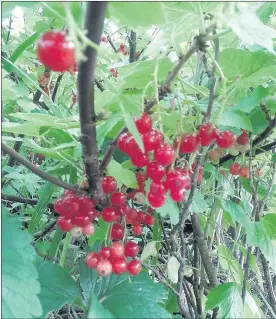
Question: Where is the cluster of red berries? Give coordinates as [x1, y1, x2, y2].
[110, 68, 118, 78]
[118, 42, 128, 55]
[229, 163, 263, 179]
[101, 175, 155, 237]
[37, 31, 75, 72]
[55, 190, 96, 236]
[86, 241, 142, 276]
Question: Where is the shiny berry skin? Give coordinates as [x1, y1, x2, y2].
[131, 152, 149, 168]
[154, 144, 175, 166]
[117, 132, 131, 152]
[110, 68, 116, 73]
[135, 112, 152, 134]
[147, 192, 166, 208]
[127, 260, 142, 275]
[102, 176, 117, 194]
[146, 161, 166, 182]
[144, 215, 155, 226]
[166, 169, 191, 191]
[178, 135, 199, 153]
[142, 130, 164, 152]
[237, 130, 248, 145]
[102, 207, 117, 223]
[37, 31, 75, 72]
[136, 211, 146, 223]
[229, 163, 241, 175]
[57, 217, 73, 231]
[132, 224, 143, 236]
[86, 252, 101, 269]
[72, 215, 91, 227]
[198, 123, 217, 146]
[112, 258, 127, 275]
[101, 35, 108, 43]
[128, 209, 138, 220]
[76, 196, 95, 214]
[110, 192, 126, 207]
[170, 190, 185, 202]
[216, 131, 236, 149]
[239, 167, 250, 178]
[110, 223, 125, 240]
[124, 241, 139, 257]
[110, 241, 125, 258]
[96, 259, 112, 277]
[54, 196, 79, 217]
[82, 223, 95, 236]
[99, 247, 111, 259]
[149, 182, 166, 196]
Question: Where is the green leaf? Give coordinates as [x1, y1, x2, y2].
[88, 218, 109, 248]
[249, 108, 268, 135]
[205, 282, 243, 318]
[230, 86, 272, 113]
[219, 110, 252, 131]
[2, 216, 42, 319]
[266, 99, 276, 117]
[220, 199, 253, 235]
[97, 116, 122, 147]
[2, 2, 37, 18]
[217, 245, 243, 284]
[36, 260, 82, 318]
[243, 291, 265, 319]
[107, 159, 137, 189]
[108, 2, 166, 27]
[156, 193, 179, 225]
[28, 182, 56, 233]
[261, 214, 276, 239]
[190, 190, 209, 214]
[118, 58, 174, 89]
[48, 229, 64, 258]
[87, 293, 115, 318]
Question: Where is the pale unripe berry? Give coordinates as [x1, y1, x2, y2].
[70, 226, 82, 237]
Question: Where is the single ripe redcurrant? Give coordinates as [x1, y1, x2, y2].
[110, 223, 125, 240]
[110, 241, 125, 258]
[229, 163, 241, 175]
[102, 207, 117, 223]
[135, 112, 152, 134]
[127, 260, 142, 275]
[124, 241, 139, 257]
[154, 144, 175, 166]
[102, 176, 117, 194]
[147, 192, 166, 208]
[57, 217, 73, 232]
[146, 161, 166, 182]
[110, 192, 126, 207]
[112, 258, 127, 275]
[99, 247, 111, 259]
[96, 259, 112, 277]
[216, 131, 236, 149]
[86, 252, 101, 269]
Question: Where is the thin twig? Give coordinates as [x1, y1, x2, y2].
[5, 16, 13, 45]
[51, 73, 64, 102]
[1, 193, 54, 210]
[77, 2, 107, 200]
[128, 30, 136, 63]
[34, 220, 57, 238]
[2, 142, 79, 192]
[94, 78, 104, 92]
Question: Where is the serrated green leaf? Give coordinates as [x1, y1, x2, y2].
[156, 193, 179, 225]
[87, 293, 115, 318]
[108, 2, 166, 27]
[206, 282, 243, 318]
[266, 99, 276, 117]
[249, 108, 268, 135]
[2, 216, 42, 319]
[97, 116, 122, 147]
[219, 110, 252, 131]
[36, 260, 82, 318]
[261, 214, 276, 239]
[190, 190, 209, 214]
[107, 160, 137, 189]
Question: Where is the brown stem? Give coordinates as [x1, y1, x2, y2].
[51, 73, 63, 102]
[2, 193, 54, 209]
[128, 30, 136, 63]
[77, 2, 107, 200]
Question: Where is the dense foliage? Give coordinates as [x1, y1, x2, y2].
[2, 2, 276, 319]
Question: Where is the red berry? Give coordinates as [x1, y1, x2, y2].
[146, 161, 166, 182]
[255, 169, 263, 177]
[112, 258, 127, 275]
[102, 176, 117, 194]
[37, 31, 75, 72]
[239, 167, 250, 178]
[115, 203, 130, 217]
[86, 252, 101, 269]
[101, 35, 108, 43]
[112, 72, 118, 78]
[76, 196, 95, 214]
[72, 215, 91, 227]
[132, 224, 142, 236]
[170, 189, 185, 202]
[229, 163, 241, 175]
[198, 123, 217, 146]
[144, 215, 155, 226]
[102, 207, 117, 223]
[149, 182, 166, 196]
[110, 223, 125, 240]
[131, 152, 149, 168]
[82, 223, 95, 235]
[64, 190, 76, 197]
[110, 241, 125, 258]
[99, 247, 111, 259]
[136, 211, 146, 223]
[166, 169, 191, 191]
[178, 134, 199, 153]
[110, 192, 126, 207]
[110, 68, 116, 73]
[237, 130, 248, 145]
[128, 209, 138, 220]
[87, 210, 97, 221]
[142, 130, 164, 152]
[54, 196, 79, 217]
[127, 260, 142, 275]
[154, 144, 175, 166]
[57, 217, 73, 231]
[120, 43, 125, 49]
[147, 192, 166, 208]
[117, 132, 131, 152]
[124, 241, 139, 257]
[216, 131, 236, 149]
[96, 259, 112, 277]
[135, 112, 152, 134]
[124, 135, 140, 156]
